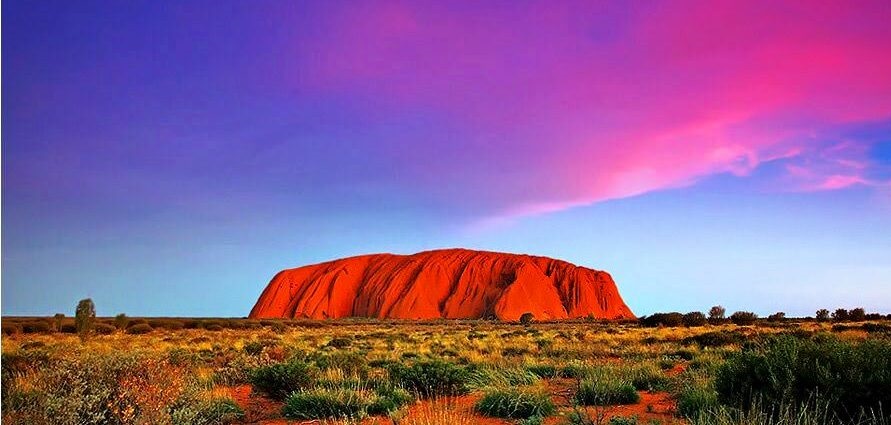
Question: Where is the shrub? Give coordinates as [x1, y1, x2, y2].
[525, 364, 558, 378]
[683, 331, 745, 347]
[21, 321, 52, 334]
[367, 385, 413, 415]
[475, 386, 555, 419]
[94, 323, 116, 335]
[815, 309, 830, 321]
[729, 311, 758, 326]
[715, 335, 891, 421]
[327, 336, 352, 348]
[205, 324, 224, 332]
[683, 312, 707, 327]
[126, 323, 153, 334]
[387, 359, 471, 398]
[281, 387, 371, 420]
[114, 313, 129, 329]
[767, 312, 786, 322]
[171, 397, 245, 425]
[609, 416, 638, 425]
[519, 312, 535, 326]
[624, 364, 670, 391]
[676, 385, 719, 419]
[250, 360, 317, 400]
[849, 308, 866, 322]
[575, 379, 640, 405]
[468, 367, 539, 389]
[311, 351, 369, 376]
[640, 312, 684, 327]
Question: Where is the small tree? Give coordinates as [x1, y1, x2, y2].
[730, 311, 758, 326]
[849, 308, 866, 322]
[816, 309, 830, 321]
[114, 313, 129, 330]
[519, 312, 535, 326]
[832, 308, 850, 322]
[75, 298, 96, 341]
[708, 305, 726, 324]
[53, 313, 65, 332]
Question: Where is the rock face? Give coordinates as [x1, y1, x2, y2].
[250, 249, 635, 321]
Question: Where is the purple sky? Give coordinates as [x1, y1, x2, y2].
[3, 0, 891, 317]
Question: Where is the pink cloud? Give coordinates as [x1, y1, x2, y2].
[294, 1, 891, 224]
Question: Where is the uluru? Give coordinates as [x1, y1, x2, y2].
[250, 249, 634, 321]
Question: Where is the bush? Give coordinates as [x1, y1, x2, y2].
[94, 323, 116, 335]
[366, 385, 413, 415]
[468, 367, 539, 389]
[281, 388, 370, 420]
[683, 312, 707, 327]
[715, 335, 891, 421]
[676, 385, 719, 419]
[476, 386, 555, 419]
[729, 311, 758, 326]
[767, 312, 786, 322]
[683, 331, 745, 347]
[815, 309, 830, 321]
[525, 364, 558, 378]
[832, 308, 849, 322]
[171, 397, 245, 425]
[639, 312, 684, 327]
[21, 321, 52, 334]
[849, 308, 866, 322]
[75, 298, 96, 341]
[126, 323, 153, 334]
[250, 360, 318, 400]
[609, 416, 638, 425]
[575, 379, 640, 405]
[311, 351, 369, 376]
[387, 359, 471, 398]
[519, 312, 535, 326]
[708, 306, 726, 323]
[326, 336, 352, 348]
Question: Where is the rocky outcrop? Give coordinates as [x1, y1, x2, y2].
[249, 248, 634, 320]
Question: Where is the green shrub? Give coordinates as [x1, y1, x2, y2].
[683, 312, 708, 327]
[250, 360, 317, 400]
[676, 385, 719, 419]
[311, 351, 369, 376]
[468, 366, 539, 389]
[326, 336, 352, 348]
[171, 397, 245, 425]
[575, 379, 640, 405]
[715, 335, 891, 421]
[609, 416, 638, 425]
[366, 385, 413, 415]
[281, 388, 370, 420]
[475, 387, 555, 419]
[75, 298, 96, 341]
[624, 364, 670, 391]
[525, 364, 558, 378]
[387, 359, 470, 398]
[683, 331, 745, 348]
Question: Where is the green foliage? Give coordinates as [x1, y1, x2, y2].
[640, 312, 683, 327]
[170, 397, 245, 425]
[250, 359, 318, 400]
[575, 378, 640, 406]
[815, 309, 830, 321]
[75, 298, 96, 341]
[281, 387, 370, 420]
[609, 416, 639, 425]
[676, 384, 719, 419]
[715, 335, 891, 421]
[475, 386, 555, 419]
[387, 359, 470, 398]
[366, 385, 413, 415]
[525, 364, 558, 378]
[683, 312, 707, 327]
[468, 366, 540, 389]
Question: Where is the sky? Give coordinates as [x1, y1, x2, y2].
[3, 0, 891, 317]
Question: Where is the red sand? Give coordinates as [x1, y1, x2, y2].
[250, 248, 635, 321]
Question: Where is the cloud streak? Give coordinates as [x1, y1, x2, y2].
[291, 0, 891, 226]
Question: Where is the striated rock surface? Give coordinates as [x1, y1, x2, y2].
[249, 248, 635, 321]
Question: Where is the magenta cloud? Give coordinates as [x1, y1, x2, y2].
[295, 1, 891, 224]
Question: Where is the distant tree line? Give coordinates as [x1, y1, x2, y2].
[639, 305, 891, 327]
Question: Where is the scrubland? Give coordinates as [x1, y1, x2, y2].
[2, 317, 890, 425]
